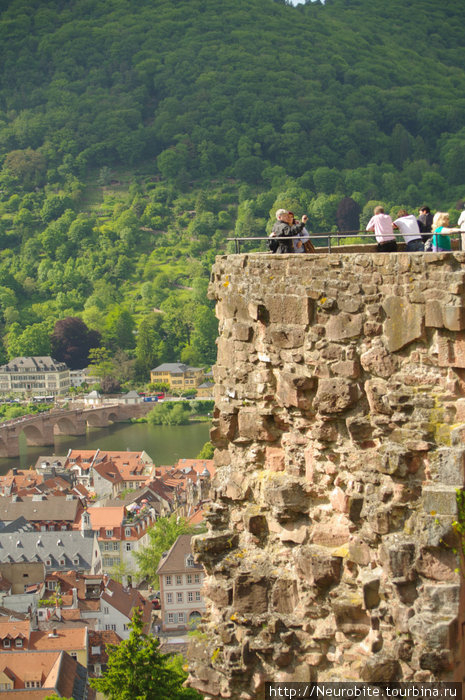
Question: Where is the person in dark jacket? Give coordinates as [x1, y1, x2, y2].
[269, 209, 309, 253]
[417, 205, 434, 244]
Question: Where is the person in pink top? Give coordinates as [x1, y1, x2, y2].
[366, 205, 397, 252]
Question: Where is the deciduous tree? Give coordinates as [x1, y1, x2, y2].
[90, 608, 201, 700]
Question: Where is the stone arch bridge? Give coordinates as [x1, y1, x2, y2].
[0, 403, 152, 458]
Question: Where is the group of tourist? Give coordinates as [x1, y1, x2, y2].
[366, 205, 465, 253]
[268, 205, 465, 254]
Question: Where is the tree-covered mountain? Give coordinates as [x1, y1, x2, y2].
[0, 0, 464, 382]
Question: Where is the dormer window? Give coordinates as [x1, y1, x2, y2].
[46, 559, 52, 566]
[106, 529, 113, 537]
[59, 558, 65, 566]
[3, 639, 10, 648]
[186, 555, 195, 568]
[15, 638, 23, 648]
[125, 528, 131, 536]
[73, 556, 79, 565]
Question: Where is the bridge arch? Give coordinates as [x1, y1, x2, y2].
[0, 435, 9, 458]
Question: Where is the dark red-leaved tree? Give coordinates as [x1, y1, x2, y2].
[50, 317, 101, 370]
[336, 196, 361, 233]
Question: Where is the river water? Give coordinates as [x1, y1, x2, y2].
[0, 421, 211, 475]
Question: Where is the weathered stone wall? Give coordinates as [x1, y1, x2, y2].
[188, 252, 465, 698]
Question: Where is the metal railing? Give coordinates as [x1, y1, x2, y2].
[226, 231, 463, 255]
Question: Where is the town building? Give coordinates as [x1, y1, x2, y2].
[0, 494, 84, 532]
[150, 362, 204, 391]
[99, 578, 151, 639]
[0, 649, 93, 697]
[87, 503, 157, 581]
[156, 534, 205, 632]
[0, 357, 70, 397]
[0, 563, 45, 614]
[0, 519, 102, 575]
[88, 629, 121, 677]
[64, 449, 154, 493]
[69, 367, 91, 388]
[40, 570, 103, 626]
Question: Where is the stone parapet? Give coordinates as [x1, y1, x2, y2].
[187, 252, 465, 697]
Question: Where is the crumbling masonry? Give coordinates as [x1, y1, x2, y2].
[188, 252, 465, 698]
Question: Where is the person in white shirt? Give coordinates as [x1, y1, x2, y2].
[393, 209, 424, 251]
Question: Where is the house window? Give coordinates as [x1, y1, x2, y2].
[187, 592, 193, 602]
[3, 639, 10, 648]
[195, 591, 201, 601]
[165, 575, 172, 586]
[48, 581, 57, 590]
[125, 528, 131, 536]
[59, 559, 66, 566]
[186, 555, 195, 567]
[113, 542, 119, 551]
[15, 639, 23, 648]
[167, 613, 174, 624]
[46, 559, 52, 566]
[103, 607, 109, 615]
[73, 557, 79, 565]
[106, 529, 113, 537]
[178, 613, 185, 623]
[125, 543, 132, 551]
[176, 575, 182, 585]
[194, 574, 201, 583]
[70, 652, 77, 659]
[166, 593, 173, 604]
[177, 592, 183, 603]
[123, 624, 128, 631]
[186, 574, 192, 584]
[25, 681, 40, 688]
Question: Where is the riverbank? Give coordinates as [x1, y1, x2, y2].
[0, 421, 211, 475]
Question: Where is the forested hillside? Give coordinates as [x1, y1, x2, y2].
[0, 0, 464, 385]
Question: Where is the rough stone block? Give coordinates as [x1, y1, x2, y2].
[262, 475, 309, 513]
[425, 300, 445, 328]
[438, 331, 465, 368]
[264, 294, 313, 325]
[264, 446, 285, 472]
[233, 323, 253, 342]
[443, 305, 465, 331]
[427, 447, 465, 486]
[332, 360, 360, 378]
[237, 409, 277, 442]
[326, 312, 363, 341]
[270, 328, 305, 349]
[271, 578, 299, 614]
[311, 514, 352, 546]
[360, 346, 398, 377]
[380, 536, 416, 582]
[382, 296, 424, 352]
[314, 378, 359, 414]
[422, 485, 458, 516]
[296, 545, 342, 588]
[416, 547, 459, 582]
[233, 573, 269, 614]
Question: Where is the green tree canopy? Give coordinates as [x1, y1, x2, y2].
[133, 514, 195, 587]
[90, 608, 201, 700]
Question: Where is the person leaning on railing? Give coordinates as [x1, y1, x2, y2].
[365, 205, 397, 252]
[431, 212, 460, 252]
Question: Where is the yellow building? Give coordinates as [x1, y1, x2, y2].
[150, 362, 204, 391]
